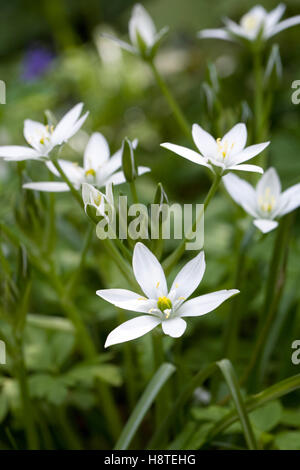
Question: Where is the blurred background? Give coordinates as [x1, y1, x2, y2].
[0, 0, 300, 450]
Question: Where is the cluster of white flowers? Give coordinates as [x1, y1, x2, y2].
[1, 3, 300, 348]
[198, 3, 300, 44]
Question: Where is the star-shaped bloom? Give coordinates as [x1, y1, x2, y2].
[198, 4, 300, 44]
[103, 4, 168, 59]
[161, 123, 269, 175]
[223, 168, 300, 233]
[0, 103, 88, 162]
[97, 242, 239, 347]
[23, 133, 150, 192]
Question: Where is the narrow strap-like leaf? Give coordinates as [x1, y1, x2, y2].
[115, 362, 176, 450]
[208, 372, 300, 443]
[217, 359, 257, 450]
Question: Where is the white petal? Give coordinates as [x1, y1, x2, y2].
[23, 182, 70, 192]
[197, 28, 235, 41]
[101, 170, 126, 187]
[105, 315, 160, 347]
[178, 289, 239, 317]
[96, 288, 156, 314]
[160, 143, 213, 170]
[47, 159, 84, 187]
[101, 148, 123, 178]
[51, 103, 86, 146]
[231, 141, 270, 165]
[161, 317, 187, 338]
[192, 124, 217, 158]
[133, 242, 167, 299]
[24, 120, 50, 152]
[222, 123, 247, 156]
[277, 183, 300, 216]
[170, 251, 205, 301]
[265, 4, 286, 33]
[253, 219, 278, 233]
[267, 15, 300, 38]
[228, 164, 264, 174]
[224, 18, 251, 39]
[84, 132, 110, 171]
[256, 167, 281, 201]
[101, 33, 137, 53]
[0, 145, 40, 160]
[129, 4, 156, 48]
[223, 173, 258, 217]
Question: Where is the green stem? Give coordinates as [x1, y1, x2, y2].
[15, 350, 39, 449]
[152, 332, 167, 427]
[149, 60, 191, 140]
[148, 362, 218, 449]
[253, 50, 264, 142]
[223, 224, 255, 360]
[162, 173, 222, 275]
[130, 181, 139, 204]
[242, 217, 292, 389]
[51, 271, 122, 440]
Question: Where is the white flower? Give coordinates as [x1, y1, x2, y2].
[198, 4, 300, 43]
[97, 242, 239, 347]
[82, 182, 114, 220]
[223, 168, 300, 233]
[0, 103, 88, 161]
[161, 123, 269, 175]
[103, 4, 168, 58]
[23, 132, 150, 192]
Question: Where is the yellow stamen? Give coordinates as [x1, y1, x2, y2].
[85, 168, 96, 177]
[157, 296, 172, 312]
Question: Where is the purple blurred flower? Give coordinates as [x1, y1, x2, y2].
[22, 45, 55, 81]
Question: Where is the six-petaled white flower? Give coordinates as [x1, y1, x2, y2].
[97, 242, 239, 347]
[23, 132, 150, 192]
[161, 123, 269, 175]
[223, 167, 300, 233]
[103, 3, 168, 59]
[0, 103, 88, 162]
[198, 4, 300, 44]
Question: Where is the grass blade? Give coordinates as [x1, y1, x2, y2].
[115, 362, 176, 450]
[207, 372, 300, 443]
[217, 359, 257, 450]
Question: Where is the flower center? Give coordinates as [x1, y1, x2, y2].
[241, 14, 261, 32]
[157, 296, 172, 318]
[258, 187, 276, 213]
[217, 138, 234, 159]
[85, 168, 96, 177]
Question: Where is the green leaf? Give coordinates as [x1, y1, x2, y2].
[29, 374, 68, 406]
[0, 393, 9, 423]
[192, 405, 230, 423]
[26, 314, 74, 332]
[250, 400, 282, 432]
[65, 361, 122, 387]
[115, 362, 176, 450]
[217, 359, 257, 450]
[275, 431, 300, 450]
[207, 373, 300, 443]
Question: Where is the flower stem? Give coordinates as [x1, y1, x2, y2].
[149, 60, 191, 140]
[162, 173, 222, 274]
[14, 348, 39, 449]
[223, 224, 255, 360]
[253, 50, 264, 142]
[241, 216, 292, 390]
[130, 180, 139, 204]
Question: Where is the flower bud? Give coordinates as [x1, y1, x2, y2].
[122, 138, 138, 182]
